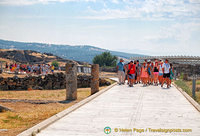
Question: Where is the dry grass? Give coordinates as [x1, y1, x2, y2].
[185, 80, 200, 104]
[175, 79, 200, 104]
[0, 87, 106, 136]
[100, 72, 117, 78]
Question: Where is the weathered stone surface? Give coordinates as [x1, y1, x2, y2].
[91, 64, 99, 95]
[174, 64, 200, 77]
[66, 63, 77, 100]
[0, 73, 111, 91]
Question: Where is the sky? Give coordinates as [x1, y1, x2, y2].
[0, 0, 200, 56]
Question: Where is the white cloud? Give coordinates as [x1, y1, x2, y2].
[0, 0, 96, 5]
[111, 0, 119, 4]
[145, 22, 200, 44]
[83, 0, 200, 20]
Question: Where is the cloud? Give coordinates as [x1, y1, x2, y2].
[83, 0, 200, 20]
[111, 0, 119, 4]
[0, 0, 96, 5]
[145, 22, 200, 44]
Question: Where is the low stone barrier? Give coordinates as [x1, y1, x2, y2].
[0, 73, 111, 91]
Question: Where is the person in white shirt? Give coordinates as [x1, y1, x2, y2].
[161, 59, 171, 88]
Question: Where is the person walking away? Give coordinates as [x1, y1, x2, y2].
[170, 63, 174, 87]
[153, 62, 159, 85]
[128, 61, 136, 87]
[161, 59, 171, 88]
[116, 59, 125, 85]
[158, 60, 163, 84]
[141, 62, 148, 86]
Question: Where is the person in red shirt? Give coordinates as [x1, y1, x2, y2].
[128, 61, 136, 87]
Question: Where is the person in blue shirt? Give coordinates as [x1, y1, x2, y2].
[116, 58, 125, 85]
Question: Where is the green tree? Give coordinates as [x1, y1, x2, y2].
[51, 61, 59, 67]
[92, 52, 118, 67]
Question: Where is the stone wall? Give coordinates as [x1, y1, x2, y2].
[100, 67, 116, 72]
[173, 64, 200, 77]
[0, 73, 111, 91]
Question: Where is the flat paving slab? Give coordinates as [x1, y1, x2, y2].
[37, 83, 200, 136]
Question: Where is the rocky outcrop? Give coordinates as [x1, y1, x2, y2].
[0, 73, 111, 91]
[0, 49, 75, 64]
[0, 104, 12, 112]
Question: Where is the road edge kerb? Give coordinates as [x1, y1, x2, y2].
[17, 82, 117, 136]
[173, 82, 200, 112]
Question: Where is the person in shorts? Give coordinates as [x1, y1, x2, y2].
[161, 59, 171, 88]
[128, 61, 136, 87]
[141, 62, 148, 86]
[136, 60, 141, 84]
[147, 62, 151, 85]
[153, 62, 159, 85]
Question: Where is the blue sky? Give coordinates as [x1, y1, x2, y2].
[0, 0, 200, 56]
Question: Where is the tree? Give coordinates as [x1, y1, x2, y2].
[51, 61, 59, 68]
[92, 52, 118, 67]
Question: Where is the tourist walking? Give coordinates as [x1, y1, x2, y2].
[128, 61, 136, 87]
[123, 63, 129, 84]
[141, 62, 148, 86]
[161, 59, 171, 88]
[153, 62, 159, 85]
[170, 63, 174, 86]
[147, 62, 151, 85]
[158, 60, 163, 84]
[150, 61, 154, 84]
[116, 58, 125, 85]
[136, 60, 141, 84]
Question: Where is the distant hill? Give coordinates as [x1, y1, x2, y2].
[0, 39, 144, 63]
[0, 49, 76, 65]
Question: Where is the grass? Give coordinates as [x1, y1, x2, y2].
[175, 79, 200, 104]
[0, 87, 106, 136]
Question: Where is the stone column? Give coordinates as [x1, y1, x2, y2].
[91, 64, 99, 95]
[66, 63, 77, 100]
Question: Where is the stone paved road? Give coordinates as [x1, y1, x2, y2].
[37, 82, 200, 136]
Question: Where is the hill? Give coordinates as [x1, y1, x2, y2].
[0, 49, 76, 66]
[0, 39, 144, 63]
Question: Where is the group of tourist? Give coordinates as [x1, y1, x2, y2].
[4, 63, 57, 75]
[116, 59, 174, 88]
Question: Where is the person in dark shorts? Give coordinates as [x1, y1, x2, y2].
[153, 62, 159, 86]
[161, 59, 171, 88]
[128, 61, 136, 87]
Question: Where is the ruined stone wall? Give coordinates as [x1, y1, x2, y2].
[0, 73, 111, 91]
[173, 64, 200, 77]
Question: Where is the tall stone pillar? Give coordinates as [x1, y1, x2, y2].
[66, 63, 77, 100]
[91, 64, 99, 95]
